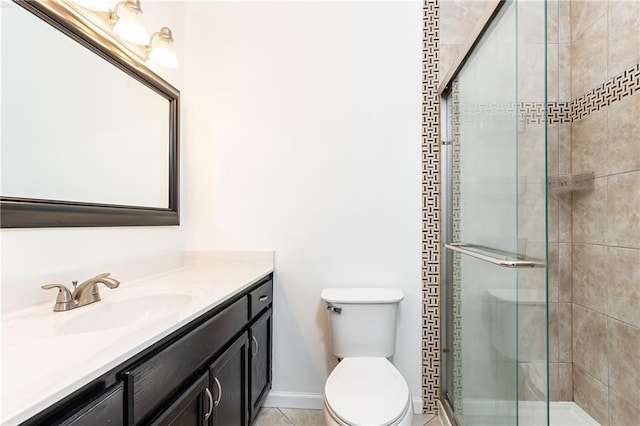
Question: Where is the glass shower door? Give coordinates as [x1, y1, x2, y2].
[443, 1, 548, 425]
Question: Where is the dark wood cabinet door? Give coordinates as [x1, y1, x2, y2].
[209, 333, 249, 426]
[150, 372, 211, 426]
[249, 308, 272, 423]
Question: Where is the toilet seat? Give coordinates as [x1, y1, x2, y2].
[324, 357, 410, 426]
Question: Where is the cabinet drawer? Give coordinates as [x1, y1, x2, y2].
[249, 280, 272, 319]
[60, 383, 123, 426]
[124, 296, 248, 424]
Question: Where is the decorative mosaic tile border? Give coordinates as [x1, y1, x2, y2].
[547, 101, 572, 124]
[571, 63, 640, 121]
[450, 80, 463, 413]
[422, 0, 440, 415]
[454, 63, 640, 126]
[454, 102, 550, 125]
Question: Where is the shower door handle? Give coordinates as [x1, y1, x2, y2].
[444, 243, 540, 268]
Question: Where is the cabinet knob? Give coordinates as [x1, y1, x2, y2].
[204, 387, 214, 421]
[213, 377, 222, 407]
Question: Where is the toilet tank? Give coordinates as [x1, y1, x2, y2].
[321, 288, 404, 358]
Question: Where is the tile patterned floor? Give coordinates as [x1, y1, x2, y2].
[253, 407, 444, 426]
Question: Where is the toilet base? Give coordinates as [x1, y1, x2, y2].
[323, 396, 413, 426]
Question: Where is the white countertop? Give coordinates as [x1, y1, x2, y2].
[1, 251, 274, 425]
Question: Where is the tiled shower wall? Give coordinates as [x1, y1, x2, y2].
[562, 1, 640, 425]
[546, 0, 574, 403]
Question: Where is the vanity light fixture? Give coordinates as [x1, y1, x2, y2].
[72, 0, 179, 69]
[110, 0, 149, 45]
[146, 27, 179, 69]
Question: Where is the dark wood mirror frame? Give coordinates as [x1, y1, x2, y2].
[1, 0, 179, 228]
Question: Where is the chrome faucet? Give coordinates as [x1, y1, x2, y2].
[41, 273, 120, 312]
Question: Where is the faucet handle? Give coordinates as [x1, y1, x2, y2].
[41, 284, 75, 312]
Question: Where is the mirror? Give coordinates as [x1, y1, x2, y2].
[1, 0, 179, 227]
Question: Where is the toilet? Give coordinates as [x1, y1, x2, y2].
[320, 288, 413, 426]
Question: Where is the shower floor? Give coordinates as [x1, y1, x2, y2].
[548, 402, 600, 426]
[519, 401, 601, 425]
[456, 400, 600, 426]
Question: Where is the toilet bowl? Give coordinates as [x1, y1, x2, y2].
[323, 357, 412, 426]
[320, 288, 413, 426]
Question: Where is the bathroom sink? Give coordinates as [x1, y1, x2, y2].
[58, 293, 192, 334]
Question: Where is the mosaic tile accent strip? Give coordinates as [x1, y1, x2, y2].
[571, 63, 640, 121]
[422, 0, 440, 415]
[548, 101, 572, 124]
[455, 101, 564, 125]
[450, 80, 463, 413]
[451, 63, 639, 126]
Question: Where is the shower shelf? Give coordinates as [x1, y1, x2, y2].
[548, 172, 594, 193]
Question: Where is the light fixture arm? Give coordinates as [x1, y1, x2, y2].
[109, 0, 143, 23]
[145, 26, 178, 68]
[145, 26, 174, 55]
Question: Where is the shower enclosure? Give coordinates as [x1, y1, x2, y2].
[440, 1, 549, 424]
[440, 0, 639, 425]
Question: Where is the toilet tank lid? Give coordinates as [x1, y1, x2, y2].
[321, 288, 404, 304]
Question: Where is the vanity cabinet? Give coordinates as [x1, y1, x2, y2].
[21, 275, 273, 426]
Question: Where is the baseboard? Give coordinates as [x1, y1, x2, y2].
[263, 391, 425, 415]
[263, 391, 324, 410]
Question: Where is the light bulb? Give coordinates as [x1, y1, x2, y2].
[112, 1, 149, 45]
[148, 27, 179, 68]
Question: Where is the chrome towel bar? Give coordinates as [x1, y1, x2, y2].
[444, 243, 540, 268]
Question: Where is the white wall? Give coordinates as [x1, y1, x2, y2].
[183, 0, 423, 407]
[0, 1, 187, 312]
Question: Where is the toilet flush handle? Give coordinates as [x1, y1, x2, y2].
[326, 303, 342, 314]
